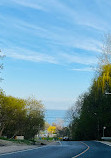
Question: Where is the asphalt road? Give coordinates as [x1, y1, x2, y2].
[0, 141, 111, 158]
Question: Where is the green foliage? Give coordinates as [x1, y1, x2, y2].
[0, 92, 45, 139]
[68, 64, 111, 140]
[67, 34, 111, 140]
[0, 92, 27, 137]
[23, 97, 45, 139]
[94, 64, 111, 93]
[0, 137, 34, 145]
[57, 127, 70, 138]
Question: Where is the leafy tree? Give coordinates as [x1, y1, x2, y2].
[68, 64, 111, 140]
[0, 94, 26, 137]
[0, 50, 5, 81]
[57, 127, 70, 138]
[0, 94, 45, 139]
[45, 122, 50, 130]
[23, 97, 45, 139]
[66, 34, 111, 140]
[48, 126, 56, 134]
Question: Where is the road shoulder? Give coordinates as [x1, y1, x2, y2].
[0, 144, 37, 154]
[99, 141, 111, 147]
[0, 139, 59, 154]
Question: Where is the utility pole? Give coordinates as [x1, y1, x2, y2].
[94, 113, 99, 139]
[97, 119, 100, 139]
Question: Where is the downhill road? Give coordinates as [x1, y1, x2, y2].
[0, 141, 111, 158]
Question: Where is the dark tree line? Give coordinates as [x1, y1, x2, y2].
[67, 34, 111, 140]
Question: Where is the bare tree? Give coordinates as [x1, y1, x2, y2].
[0, 50, 5, 81]
[98, 33, 111, 69]
[65, 94, 84, 125]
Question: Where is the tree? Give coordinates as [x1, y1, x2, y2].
[0, 93, 26, 137]
[66, 34, 111, 140]
[24, 97, 45, 139]
[45, 122, 50, 130]
[68, 64, 111, 140]
[66, 94, 85, 139]
[0, 94, 45, 139]
[0, 50, 5, 81]
[98, 34, 111, 66]
[57, 127, 70, 138]
[48, 126, 56, 134]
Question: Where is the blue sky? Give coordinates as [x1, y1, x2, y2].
[0, 0, 110, 109]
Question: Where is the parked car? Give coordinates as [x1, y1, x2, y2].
[63, 137, 69, 141]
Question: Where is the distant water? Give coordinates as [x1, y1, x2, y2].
[45, 109, 67, 125]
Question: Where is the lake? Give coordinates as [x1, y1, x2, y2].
[45, 109, 67, 125]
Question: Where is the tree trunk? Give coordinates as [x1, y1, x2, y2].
[0, 124, 5, 137]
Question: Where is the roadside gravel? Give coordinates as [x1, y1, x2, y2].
[0, 144, 36, 154]
[0, 139, 60, 154]
[0, 140, 37, 154]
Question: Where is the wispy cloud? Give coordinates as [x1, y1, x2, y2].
[4, 48, 57, 64]
[11, 0, 46, 11]
[0, 0, 106, 67]
[16, 23, 102, 53]
[2, 46, 98, 66]
[20, 0, 109, 31]
[0, 13, 101, 54]
[71, 67, 94, 72]
[3, 0, 108, 32]
[57, 1, 109, 31]
[60, 53, 97, 65]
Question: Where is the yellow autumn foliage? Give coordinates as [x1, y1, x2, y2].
[95, 64, 111, 93]
[47, 126, 56, 134]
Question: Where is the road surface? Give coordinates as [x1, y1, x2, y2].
[0, 141, 111, 158]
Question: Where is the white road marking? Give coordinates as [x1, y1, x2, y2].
[58, 141, 62, 145]
[98, 141, 111, 147]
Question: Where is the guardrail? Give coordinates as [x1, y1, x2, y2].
[101, 137, 111, 140]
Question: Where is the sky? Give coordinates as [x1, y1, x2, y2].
[0, 0, 111, 110]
